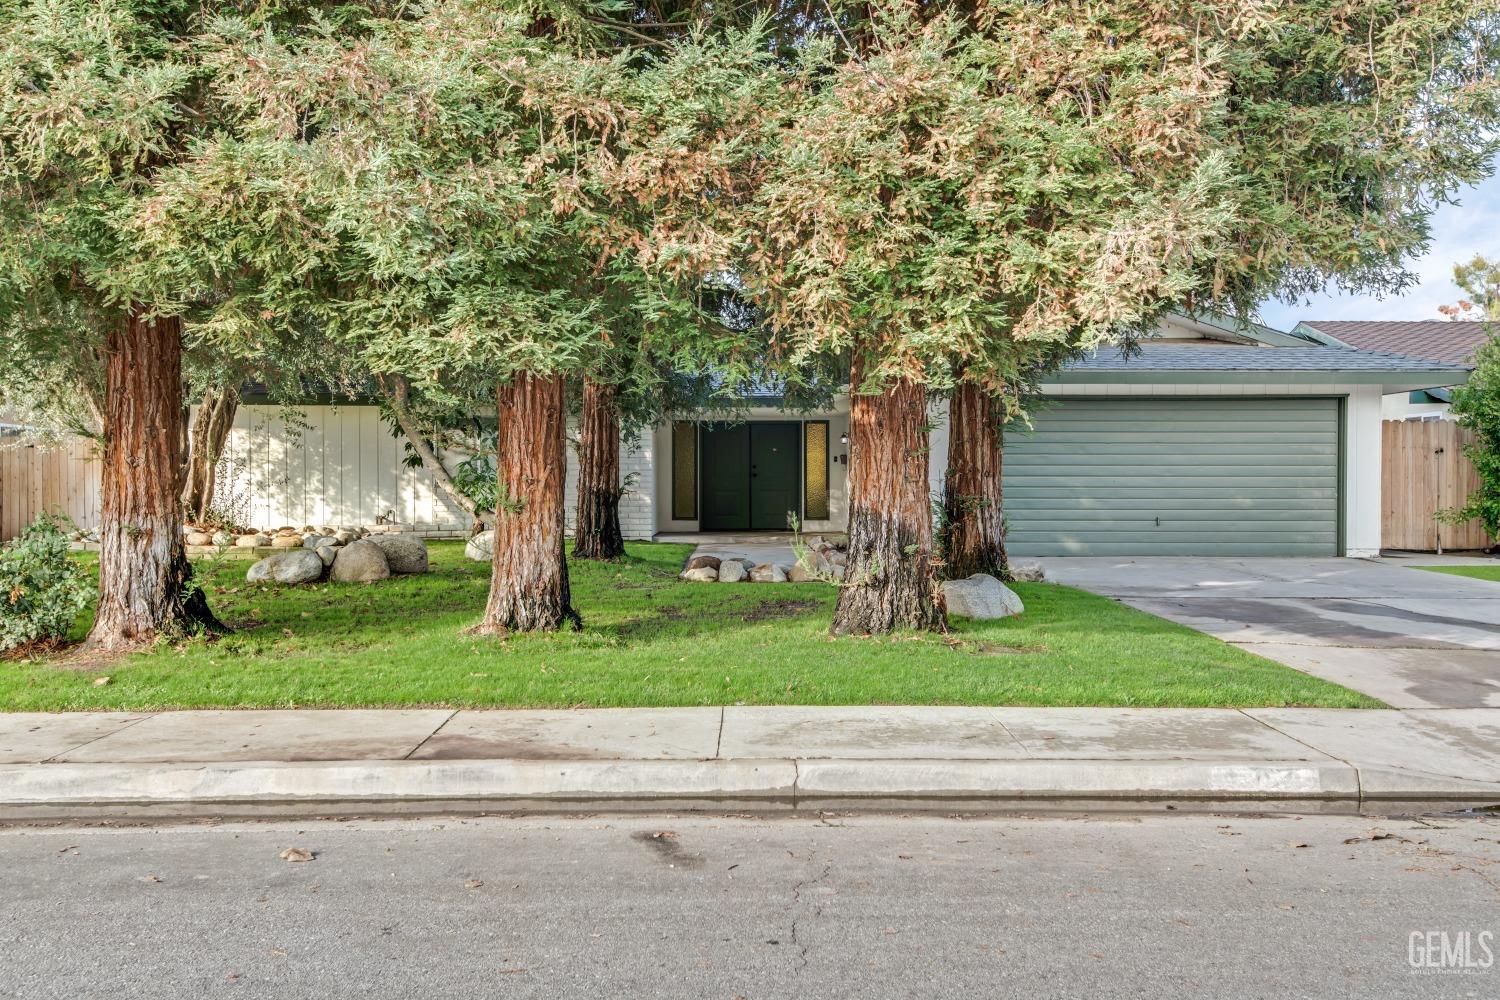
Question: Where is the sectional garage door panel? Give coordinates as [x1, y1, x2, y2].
[1003, 398, 1339, 557]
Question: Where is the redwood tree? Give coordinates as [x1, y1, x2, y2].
[0, 2, 255, 648]
[573, 378, 626, 560]
[747, 4, 1500, 635]
[942, 382, 1009, 581]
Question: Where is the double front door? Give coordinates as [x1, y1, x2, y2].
[700, 422, 801, 531]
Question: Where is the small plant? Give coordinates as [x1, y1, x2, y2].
[0, 514, 91, 653]
[195, 455, 254, 533]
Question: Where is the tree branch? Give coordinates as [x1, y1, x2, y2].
[378, 374, 495, 529]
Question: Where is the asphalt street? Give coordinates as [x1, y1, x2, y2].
[2, 813, 1497, 999]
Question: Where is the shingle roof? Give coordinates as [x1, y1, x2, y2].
[1297, 321, 1489, 365]
[1066, 343, 1469, 373]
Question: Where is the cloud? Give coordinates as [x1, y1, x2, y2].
[1257, 170, 1500, 331]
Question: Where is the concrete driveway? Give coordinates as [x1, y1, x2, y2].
[1038, 556, 1500, 708]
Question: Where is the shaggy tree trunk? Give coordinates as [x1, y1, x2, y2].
[182, 384, 240, 523]
[942, 381, 1010, 580]
[87, 308, 224, 651]
[477, 373, 581, 633]
[831, 359, 947, 635]
[573, 378, 625, 561]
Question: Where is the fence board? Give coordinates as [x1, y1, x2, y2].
[0, 436, 102, 541]
[1382, 419, 1491, 552]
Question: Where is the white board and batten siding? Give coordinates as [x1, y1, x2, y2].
[221, 405, 471, 535]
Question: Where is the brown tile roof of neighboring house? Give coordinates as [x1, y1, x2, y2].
[1297, 321, 1489, 365]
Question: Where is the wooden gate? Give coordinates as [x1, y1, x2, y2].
[0, 436, 102, 542]
[1381, 419, 1491, 551]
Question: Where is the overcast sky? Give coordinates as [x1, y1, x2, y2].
[1256, 168, 1499, 332]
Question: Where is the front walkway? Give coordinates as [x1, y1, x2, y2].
[1040, 556, 1500, 708]
[3, 706, 1497, 818]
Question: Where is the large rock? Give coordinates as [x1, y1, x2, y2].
[1010, 563, 1046, 583]
[941, 573, 1024, 620]
[750, 563, 788, 583]
[236, 534, 270, 548]
[685, 555, 721, 573]
[184, 531, 214, 547]
[683, 567, 718, 583]
[330, 540, 391, 583]
[315, 544, 339, 567]
[465, 529, 494, 562]
[369, 533, 429, 574]
[302, 534, 327, 549]
[211, 531, 234, 547]
[270, 534, 302, 549]
[717, 560, 748, 583]
[787, 563, 821, 583]
[246, 548, 325, 586]
[334, 529, 359, 544]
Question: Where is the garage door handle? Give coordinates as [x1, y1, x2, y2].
[1155, 516, 1160, 527]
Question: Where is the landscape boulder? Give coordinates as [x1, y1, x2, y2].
[682, 567, 718, 583]
[1010, 563, 1046, 583]
[685, 555, 721, 573]
[302, 534, 327, 549]
[211, 531, 234, 547]
[750, 563, 788, 583]
[465, 529, 494, 562]
[270, 534, 302, 549]
[184, 531, 214, 547]
[940, 573, 1024, 620]
[330, 540, 391, 583]
[246, 548, 325, 586]
[315, 544, 339, 567]
[236, 534, 270, 548]
[369, 533, 429, 574]
[717, 560, 748, 583]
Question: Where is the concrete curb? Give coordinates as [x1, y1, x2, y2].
[3, 757, 1496, 820]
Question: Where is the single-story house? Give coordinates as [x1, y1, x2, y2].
[1291, 320, 1490, 421]
[3, 315, 1469, 556]
[636, 313, 1468, 559]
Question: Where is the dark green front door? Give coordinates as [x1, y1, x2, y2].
[698, 422, 801, 531]
[700, 423, 749, 531]
[749, 422, 801, 530]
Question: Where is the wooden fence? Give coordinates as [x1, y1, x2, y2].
[0, 435, 102, 541]
[1382, 419, 1491, 552]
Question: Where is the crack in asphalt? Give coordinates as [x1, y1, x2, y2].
[788, 861, 833, 975]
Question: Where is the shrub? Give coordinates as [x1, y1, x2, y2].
[0, 514, 91, 653]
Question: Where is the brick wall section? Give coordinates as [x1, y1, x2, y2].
[564, 426, 656, 541]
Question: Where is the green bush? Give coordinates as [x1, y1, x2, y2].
[0, 514, 91, 653]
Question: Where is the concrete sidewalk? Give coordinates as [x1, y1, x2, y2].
[2, 706, 1498, 819]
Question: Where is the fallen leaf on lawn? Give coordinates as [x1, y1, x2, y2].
[279, 847, 314, 863]
[465, 879, 484, 890]
[57, 845, 78, 854]
[1288, 842, 1309, 849]
[92, 676, 110, 686]
[650, 831, 677, 840]
[140, 873, 162, 883]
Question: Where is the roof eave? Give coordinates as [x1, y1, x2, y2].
[1045, 369, 1469, 393]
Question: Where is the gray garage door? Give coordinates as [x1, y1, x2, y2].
[1003, 397, 1340, 557]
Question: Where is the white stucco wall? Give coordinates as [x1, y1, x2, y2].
[1380, 392, 1451, 421]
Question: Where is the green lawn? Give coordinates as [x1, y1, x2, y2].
[0, 541, 1379, 710]
[1415, 564, 1500, 582]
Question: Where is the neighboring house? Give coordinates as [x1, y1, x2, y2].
[1292, 321, 1490, 420]
[2, 315, 1470, 556]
